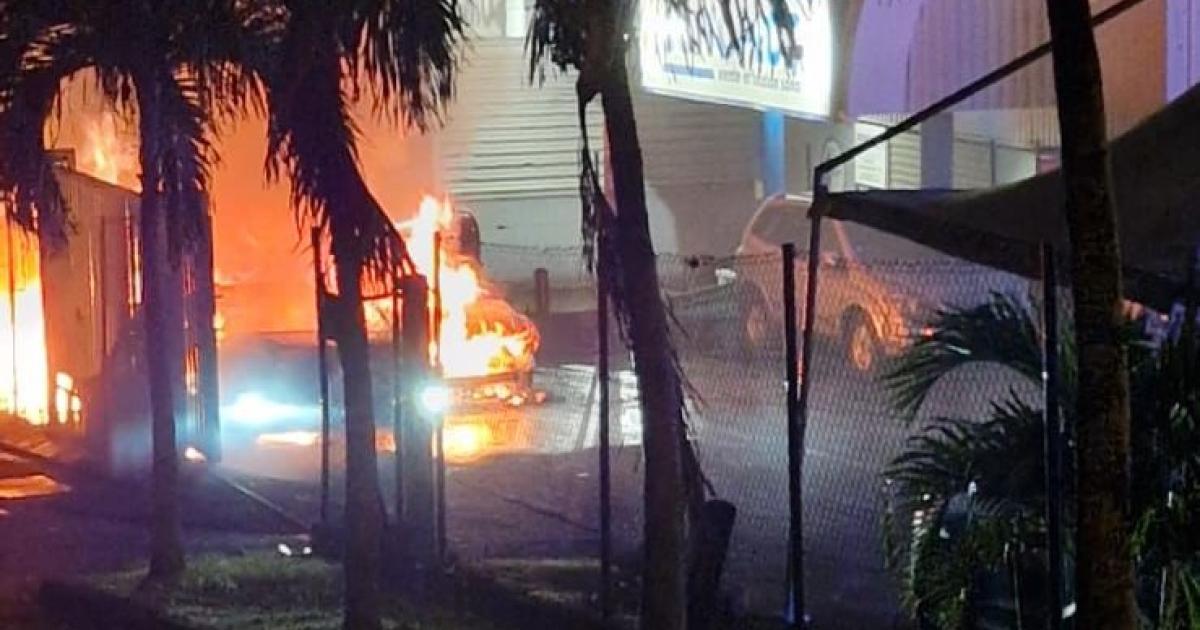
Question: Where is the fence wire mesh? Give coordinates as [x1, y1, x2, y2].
[220, 237, 1064, 627]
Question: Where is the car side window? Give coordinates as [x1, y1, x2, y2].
[750, 205, 807, 246]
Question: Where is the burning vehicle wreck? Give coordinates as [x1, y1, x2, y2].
[217, 196, 543, 458]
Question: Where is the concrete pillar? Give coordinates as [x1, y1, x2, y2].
[920, 112, 954, 189]
[505, 0, 525, 38]
[761, 110, 787, 196]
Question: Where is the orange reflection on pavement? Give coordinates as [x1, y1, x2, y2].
[0, 474, 70, 499]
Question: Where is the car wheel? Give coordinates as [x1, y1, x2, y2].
[738, 289, 776, 353]
[843, 311, 880, 374]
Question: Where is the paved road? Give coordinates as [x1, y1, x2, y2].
[219, 338, 1028, 628]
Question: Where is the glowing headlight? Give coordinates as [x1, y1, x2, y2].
[222, 391, 317, 425]
[419, 384, 451, 416]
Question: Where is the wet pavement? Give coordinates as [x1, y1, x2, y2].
[216, 345, 931, 627]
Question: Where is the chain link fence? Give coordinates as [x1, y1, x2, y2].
[436, 237, 1047, 626]
[219, 235, 1053, 627]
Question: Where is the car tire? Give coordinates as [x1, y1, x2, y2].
[737, 288, 777, 354]
[843, 310, 880, 374]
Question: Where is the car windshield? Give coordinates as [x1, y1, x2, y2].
[749, 204, 807, 245]
[748, 201, 946, 262]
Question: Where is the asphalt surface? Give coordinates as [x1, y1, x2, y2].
[215, 325, 1038, 629]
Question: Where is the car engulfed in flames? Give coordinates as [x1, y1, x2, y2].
[219, 194, 543, 465]
[365, 195, 541, 406]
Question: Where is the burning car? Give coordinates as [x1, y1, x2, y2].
[218, 196, 541, 450]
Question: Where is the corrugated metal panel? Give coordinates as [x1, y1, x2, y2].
[907, 0, 1055, 112]
[952, 137, 994, 189]
[438, 39, 603, 202]
[634, 89, 759, 187]
[888, 131, 921, 189]
[905, 0, 1165, 125]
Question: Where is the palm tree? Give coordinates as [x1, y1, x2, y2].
[882, 293, 1200, 629]
[1041, 2, 1137, 626]
[234, 2, 462, 627]
[527, 0, 790, 626]
[0, 0, 256, 585]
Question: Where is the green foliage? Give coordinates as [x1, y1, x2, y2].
[883, 293, 1200, 629]
[883, 293, 1043, 424]
[94, 552, 502, 630]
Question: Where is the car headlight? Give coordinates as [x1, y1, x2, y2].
[419, 384, 451, 416]
[222, 391, 318, 426]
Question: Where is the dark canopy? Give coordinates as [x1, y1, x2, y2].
[814, 82, 1200, 310]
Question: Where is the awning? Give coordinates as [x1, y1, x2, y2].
[814, 81, 1200, 310]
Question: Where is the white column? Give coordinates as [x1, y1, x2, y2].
[920, 112, 954, 189]
[505, 0, 526, 38]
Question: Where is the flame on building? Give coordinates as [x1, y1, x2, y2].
[0, 219, 49, 424]
[371, 196, 539, 381]
[78, 112, 139, 191]
[1, 113, 135, 426]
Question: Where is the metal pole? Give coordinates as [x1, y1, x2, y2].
[392, 266, 404, 525]
[784, 241, 808, 627]
[433, 231, 447, 563]
[782, 242, 802, 625]
[311, 227, 332, 526]
[7, 215, 19, 416]
[1040, 243, 1063, 630]
[597, 212, 613, 621]
[792, 214, 823, 629]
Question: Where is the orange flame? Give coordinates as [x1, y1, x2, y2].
[0, 221, 49, 424]
[373, 196, 539, 380]
[78, 112, 139, 190]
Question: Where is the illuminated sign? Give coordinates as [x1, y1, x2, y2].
[638, 0, 833, 118]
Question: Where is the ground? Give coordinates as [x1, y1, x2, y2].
[0, 303, 1029, 629]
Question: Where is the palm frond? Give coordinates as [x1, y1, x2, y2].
[884, 292, 1043, 424]
[0, 47, 87, 244]
[158, 74, 216, 258]
[167, 0, 273, 126]
[259, 15, 409, 279]
[352, 0, 464, 129]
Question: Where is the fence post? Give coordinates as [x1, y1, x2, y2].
[391, 266, 404, 530]
[311, 228, 332, 527]
[1041, 243, 1063, 630]
[535, 267, 551, 319]
[792, 211, 824, 629]
[597, 213, 613, 621]
[400, 274, 436, 569]
[433, 233, 447, 564]
[783, 241, 803, 628]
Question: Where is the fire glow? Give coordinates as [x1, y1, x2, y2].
[78, 112, 139, 191]
[374, 196, 539, 381]
[0, 220, 49, 424]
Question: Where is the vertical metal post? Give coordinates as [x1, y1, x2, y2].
[792, 211, 823, 629]
[6, 215, 19, 415]
[783, 241, 805, 628]
[1041, 243, 1063, 630]
[433, 232, 447, 563]
[392, 266, 404, 524]
[311, 228, 332, 526]
[597, 212, 613, 621]
[400, 274, 436, 566]
[98, 217, 109, 361]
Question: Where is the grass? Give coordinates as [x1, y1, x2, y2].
[478, 557, 640, 625]
[92, 552, 503, 630]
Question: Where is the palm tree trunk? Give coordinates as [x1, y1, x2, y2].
[137, 76, 185, 582]
[601, 58, 688, 630]
[330, 241, 383, 630]
[1043, 1, 1136, 627]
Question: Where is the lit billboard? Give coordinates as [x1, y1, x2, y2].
[638, 0, 833, 118]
